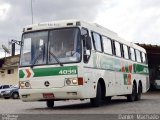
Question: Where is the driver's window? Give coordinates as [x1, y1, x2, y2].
[20, 38, 31, 65]
[81, 28, 91, 63]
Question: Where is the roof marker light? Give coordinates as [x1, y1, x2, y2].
[27, 27, 32, 30]
[76, 21, 81, 26]
[67, 23, 73, 26]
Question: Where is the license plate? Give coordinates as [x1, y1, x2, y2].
[43, 93, 54, 99]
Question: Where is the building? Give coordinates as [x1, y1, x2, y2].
[0, 55, 19, 85]
[136, 43, 160, 89]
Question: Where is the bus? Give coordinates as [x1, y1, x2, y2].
[19, 20, 149, 107]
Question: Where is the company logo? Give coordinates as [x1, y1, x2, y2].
[44, 81, 50, 87]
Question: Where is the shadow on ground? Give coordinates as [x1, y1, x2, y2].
[26, 97, 149, 111]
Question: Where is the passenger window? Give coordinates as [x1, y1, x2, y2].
[141, 52, 146, 63]
[123, 45, 129, 59]
[114, 41, 121, 57]
[130, 48, 136, 61]
[102, 37, 112, 55]
[136, 50, 141, 62]
[92, 32, 102, 52]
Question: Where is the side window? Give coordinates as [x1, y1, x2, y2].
[141, 52, 146, 63]
[114, 41, 121, 57]
[136, 50, 141, 62]
[130, 48, 136, 61]
[123, 45, 129, 59]
[92, 32, 102, 52]
[102, 37, 112, 55]
[3, 85, 9, 89]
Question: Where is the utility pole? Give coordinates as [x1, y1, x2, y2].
[31, 0, 34, 24]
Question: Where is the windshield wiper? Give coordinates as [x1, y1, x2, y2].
[31, 44, 46, 68]
[49, 51, 63, 66]
[31, 52, 43, 68]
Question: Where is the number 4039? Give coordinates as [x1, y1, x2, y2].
[59, 70, 77, 75]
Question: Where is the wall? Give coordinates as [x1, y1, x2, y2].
[0, 67, 18, 85]
[0, 55, 19, 85]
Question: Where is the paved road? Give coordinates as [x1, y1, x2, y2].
[0, 91, 160, 115]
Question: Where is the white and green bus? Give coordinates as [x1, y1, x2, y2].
[19, 20, 149, 107]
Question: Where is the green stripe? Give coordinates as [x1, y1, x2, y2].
[93, 53, 149, 74]
[133, 64, 148, 74]
[123, 74, 128, 85]
[19, 70, 25, 78]
[19, 66, 78, 78]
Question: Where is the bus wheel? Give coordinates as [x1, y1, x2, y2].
[135, 83, 142, 101]
[127, 83, 136, 102]
[105, 96, 112, 103]
[90, 82, 102, 107]
[46, 100, 54, 108]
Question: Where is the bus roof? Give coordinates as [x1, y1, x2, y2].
[23, 19, 146, 53]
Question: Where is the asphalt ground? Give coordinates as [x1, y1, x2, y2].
[0, 90, 160, 120]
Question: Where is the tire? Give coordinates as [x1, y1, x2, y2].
[90, 83, 102, 107]
[135, 83, 142, 101]
[127, 83, 136, 102]
[12, 92, 19, 99]
[46, 100, 54, 108]
[4, 97, 10, 99]
[105, 96, 112, 103]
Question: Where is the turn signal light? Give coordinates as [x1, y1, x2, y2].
[78, 77, 83, 85]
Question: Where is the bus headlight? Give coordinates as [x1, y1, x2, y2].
[66, 78, 71, 85]
[19, 81, 31, 89]
[25, 82, 30, 87]
[65, 78, 78, 85]
[72, 78, 78, 84]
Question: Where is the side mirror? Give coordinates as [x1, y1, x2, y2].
[82, 35, 92, 50]
[86, 36, 92, 50]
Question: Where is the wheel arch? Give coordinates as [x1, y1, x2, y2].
[11, 91, 19, 96]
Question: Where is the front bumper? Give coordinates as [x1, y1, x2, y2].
[19, 86, 86, 101]
[0, 92, 6, 98]
[0, 94, 3, 98]
[3, 93, 11, 98]
[3, 94, 11, 97]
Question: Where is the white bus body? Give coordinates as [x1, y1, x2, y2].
[19, 20, 149, 107]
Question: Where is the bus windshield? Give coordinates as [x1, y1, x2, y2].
[20, 28, 81, 66]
